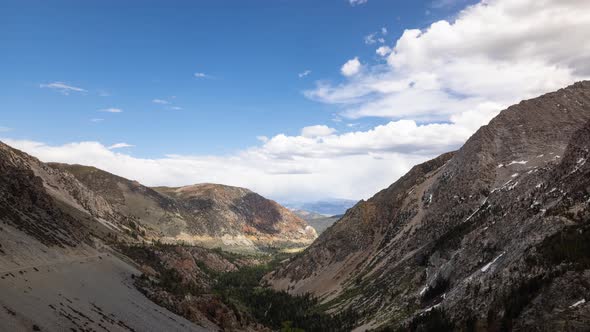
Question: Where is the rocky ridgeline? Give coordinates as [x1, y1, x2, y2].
[267, 81, 590, 330]
[0, 139, 315, 255]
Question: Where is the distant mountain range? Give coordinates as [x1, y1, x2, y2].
[290, 209, 342, 234]
[282, 198, 358, 216]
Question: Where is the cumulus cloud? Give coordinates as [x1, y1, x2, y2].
[108, 143, 134, 150]
[2, 137, 425, 200]
[376, 46, 392, 57]
[300, 125, 337, 138]
[99, 108, 123, 113]
[11, 0, 590, 202]
[341, 57, 362, 77]
[39, 82, 87, 95]
[1, 104, 498, 201]
[308, 0, 590, 121]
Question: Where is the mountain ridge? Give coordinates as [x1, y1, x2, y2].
[267, 81, 590, 330]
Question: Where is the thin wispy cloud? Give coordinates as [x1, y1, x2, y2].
[194, 72, 211, 79]
[90, 118, 104, 123]
[430, 0, 468, 9]
[152, 99, 169, 104]
[298, 70, 312, 78]
[99, 108, 123, 113]
[349, 0, 368, 6]
[364, 26, 387, 45]
[169, 106, 183, 110]
[108, 142, 134, 150]
[39, 82, 87, 95]
[0, 126, 12, 132]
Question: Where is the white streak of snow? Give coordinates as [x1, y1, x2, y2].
[481, 252, 505, 272]
[507, 160, 528, 166]
[420, 286, 428, 296]
[570, 299, 586, 308]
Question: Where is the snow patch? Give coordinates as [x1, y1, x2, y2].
[463, 197, 488, 223]
[420, 286, 428, 296]
[511, 173, 519, 178]
[507, 181, 519, 191]
[481, 252, 505, 272]
[421, 303, 441, 314]
[507, 160, 528, 166]
[570, 299, 586, 308]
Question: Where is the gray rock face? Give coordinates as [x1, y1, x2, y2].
[267, 81, 590, 330]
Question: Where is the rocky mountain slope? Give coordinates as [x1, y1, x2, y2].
[0, 141, 209, 331]
[267, 81, 590, 330]
[50, 163, 316, 251]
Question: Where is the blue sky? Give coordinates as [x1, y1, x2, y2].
[1, 0, 587, 201]
[1, 0, 473, 157]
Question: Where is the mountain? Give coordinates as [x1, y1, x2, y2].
[49, 164, 317, 251]
[267, 81, 590, 330]
[284, 198, 358, 216]
[0, 140, 320, 331]
[0, 141, 208, 331]
[291, 209, 342, 234]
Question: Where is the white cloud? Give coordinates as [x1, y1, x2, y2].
[256, 136, 269, 143]
[364, 33, 377, 45]
[308, 0, 590, 121]
[341, 57, 362, 77]
[376, 46, 392, 57]
[1, 103, 498, 201]
[298, 70, 312, 78]
[349, 0, 368, 6]
[300, 125, 337, 138]
[0, 137, 418, 201]
[99, 108, 123, 113]
[381, 27, 388, 35]
[364, 33, 385, 45]
[108, 143, 134, 150]
[90, 118, 104, 123]
[169, 106, 183, 110]
[10, 0, 590, 203]
[194, 72, 210, 78]
[39, 82, 87, 95]
[152, 99, 169, 104]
